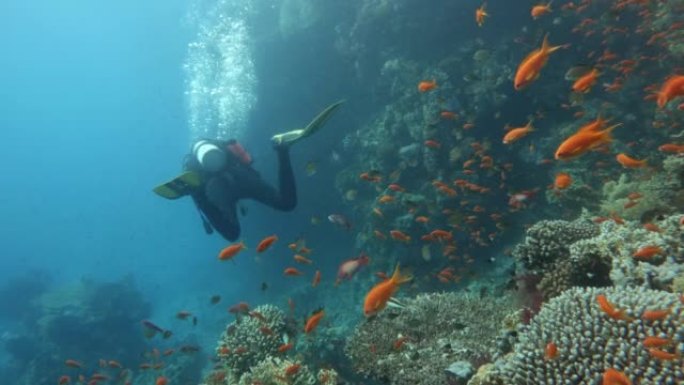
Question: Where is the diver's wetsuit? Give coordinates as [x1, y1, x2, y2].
[185, 140, 296, 241]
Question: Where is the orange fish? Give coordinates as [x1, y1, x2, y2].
[304, 308, 325, 333]
[642, 336, 671, 348]
[418, 80, 437, 92]
[285, 363, 302, 376]
[218, 242, 246, 261]
[363, 264, 412, 317]
[283, 267, 303, 276]
[475, 3, 488, 27]
[544, 341, 559, 360]
[514, 34, 565, 90]
[616, 153, 647, 168]
[658, 143, 684, 153]
[378, 195, 395, 204]
[440, 111, 458, 120]
[648, 348, 679, 360]
[602, 368, 632, 385]
[502, 121, 534, 144]
[256, 234, 278, 253]
[633, 245, 662, 260]
[312, 270, 322, 287]
[390, 230, 411, 243]
[554, 123, 620, 160]
[278, 343, 293, 353]
[656, 75, 684, 108]
[572, 68, 600, 93]
[596, 294, 633, 321]
[156, 376, 168, 385]
[531, 2, 552, 19]
[424, 140, 441, 149]
[641, 308, 670, 321]
[294, 254, 313, 264]
[554, 172, 572, 189]
[58, 375, 71, 385]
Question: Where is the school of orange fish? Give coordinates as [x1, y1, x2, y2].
[56, 1, 684, 384]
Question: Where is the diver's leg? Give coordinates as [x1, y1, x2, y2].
[204, 177, 242, 241]
[242, 146, 297, 211]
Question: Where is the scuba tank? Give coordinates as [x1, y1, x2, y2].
[192, 140, 227, 172]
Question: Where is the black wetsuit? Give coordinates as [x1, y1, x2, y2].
[185, 140, 297, 241]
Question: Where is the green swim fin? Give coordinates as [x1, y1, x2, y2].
[271, 100, 345, 146]
[153, 171, 202, 200]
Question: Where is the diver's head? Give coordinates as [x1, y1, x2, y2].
[192, 140, 227, 172]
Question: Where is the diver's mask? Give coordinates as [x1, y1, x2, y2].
[192, 140, 227, 172]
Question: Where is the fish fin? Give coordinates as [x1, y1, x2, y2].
[599, 123, 622, 143]
[390, 264, 413, 285]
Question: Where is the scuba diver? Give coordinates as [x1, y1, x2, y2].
[154, 101, 344, 241]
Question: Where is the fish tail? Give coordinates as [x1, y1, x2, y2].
[390, 264, 413, 285]
[600, 123, 622, 143]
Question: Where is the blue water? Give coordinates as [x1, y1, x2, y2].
[2, 0, 682, 384]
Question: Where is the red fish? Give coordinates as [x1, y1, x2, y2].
[256, 235, 278, 253]
[418, 80, 437, 92]
[304, 308, 325, 333]
[218, 242, 246, 261]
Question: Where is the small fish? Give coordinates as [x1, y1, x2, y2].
[141, 320, 170, 339]
[328, 214, 352, 230]
[555, 124, 621, 160]
[64, 360, 83, 369]
[218, 242, 246, 261]
[642, 336, 671, 348]
[305, 161, 317, 176]
[544, 341, 559, 360]
[616, 153, 647, 168]
[602, 368, 632, 385]
[336, 253, 370, 284]
[285, 363, 302, 376]
[176, 311, 192, 320]
[514, 34, 566, 90]
[658, 143, 684, 153]
[228, 302, 250, 314]
[210, 295, 221, 305]
[531, 1, 552, 19]
[261, 282, 268, 291]
[58, 375, 71, 385]
[502, 120, 534, 144]
[554, 172, 572, 190]
[572, 68, 600, 93]
[641, 308, 670, 321]
[657, 75, 684, 108]
[278, 343, 294, 353]
[633, 245, 662, 260]
[440, 111, 458, 120]
[417, 80, 437, 92]
[312, 270, 321, 287]
[390, 230, 411, 243]
[156, 376, 168, 385]
[304, 308, 325, 333]
[294, 254, 313, 264]
[284, 267, 304, 276]
[475, 3, 488, 27]
[256, 234, 278, 253]
[311, 215, 321, 225]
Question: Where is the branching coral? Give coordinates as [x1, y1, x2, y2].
[600, 155, 684, 221]
[504, 286, 683, 385]
[237, 357, 316, 385]
[216, 304, 288, 376]
[345, 292, 518, 385]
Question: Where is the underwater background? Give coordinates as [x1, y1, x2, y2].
[1, 0, 683, 384]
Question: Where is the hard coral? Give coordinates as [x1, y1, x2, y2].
[513, 219, 599, 271]
[345, 292, 518, 385]
[505, 286, 684, 385]
[237, 357, 315, 385]
[216, 304, 288, 376]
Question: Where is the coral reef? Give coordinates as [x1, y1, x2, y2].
[237, 357, 316, 385]
[504, 286, 683, 385]
[512, 219, 599, 271]
[600, 156, 684, 222]
[345, 292, 519, 385]
[216, 304, 289, 376]
[572, 215, 684, 291]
